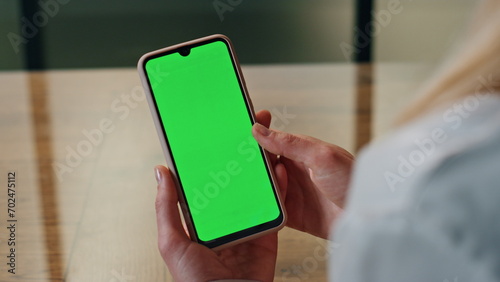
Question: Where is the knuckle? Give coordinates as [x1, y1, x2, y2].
[313, 144, 338, 163]
[279, 133, 301, 155]
[281, 132, 300, 146]
[157, 238, 170, 257]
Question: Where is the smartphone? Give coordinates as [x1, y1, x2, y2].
[137, 34, 286, 250]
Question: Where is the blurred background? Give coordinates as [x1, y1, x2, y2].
[1, 0, 475, 70]
[0, 0, 478, 136]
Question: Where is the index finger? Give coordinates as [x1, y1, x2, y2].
[255, 109, 272, 128]
[251, 124, 333, 172]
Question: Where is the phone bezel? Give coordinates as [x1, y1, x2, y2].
[137, 34, 286, 250]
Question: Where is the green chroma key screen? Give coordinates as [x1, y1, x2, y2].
[145, 40, 280, 242]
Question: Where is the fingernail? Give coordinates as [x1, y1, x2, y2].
[254, 123, 271, 136]
[155, 167, 162, 185]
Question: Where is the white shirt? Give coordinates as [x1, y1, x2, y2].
[330, 93, 500, 281]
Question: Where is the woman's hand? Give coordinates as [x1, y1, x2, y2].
[154, 110, 285, 282]
[252, 117, 354, 239]
[154, 109, 353, 281]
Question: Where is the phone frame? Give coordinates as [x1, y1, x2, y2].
[137, 34, 286, 250]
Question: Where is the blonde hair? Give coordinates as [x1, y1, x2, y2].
[395, 0, 500, 126]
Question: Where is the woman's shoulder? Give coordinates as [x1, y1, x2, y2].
[408, 127, 500, 254]
[332, 94, 500, 282]
[346, 93, 500, 213]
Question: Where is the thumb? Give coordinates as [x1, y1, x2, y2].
[154, 165, 191, 261]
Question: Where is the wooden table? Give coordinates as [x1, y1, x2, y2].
[0, 63, 431, 281]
